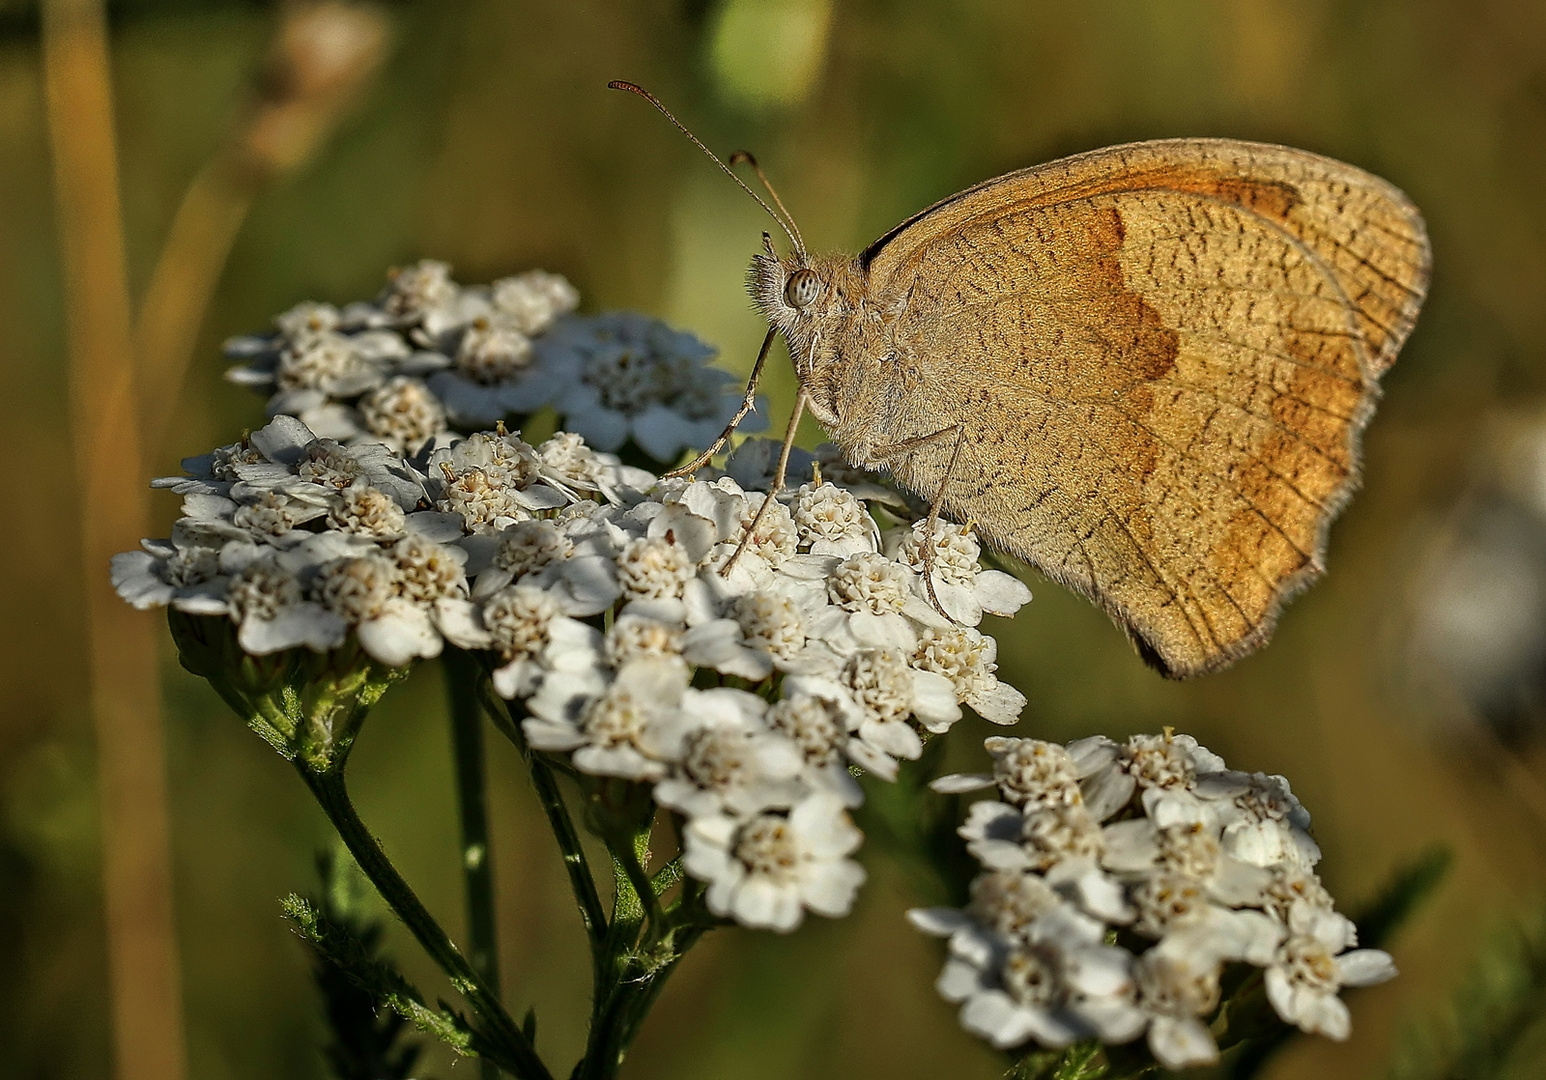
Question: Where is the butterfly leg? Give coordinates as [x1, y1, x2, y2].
[663, 326, 777, 479]
[869, 424, 967, 620]
[720, 390, 809, 576]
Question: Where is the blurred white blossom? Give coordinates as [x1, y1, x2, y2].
[224, 262, 761, 466]
[914, 732, 1394, 1069]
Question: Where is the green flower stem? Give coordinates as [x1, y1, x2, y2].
[578, 885, 716, 1080]
[475, 668, 720, 1079]
[577, 935, 703, 1080]
[481, 688, 607, 953]
[298, 765, 551, 1080]
[443, 647, 503, 1080]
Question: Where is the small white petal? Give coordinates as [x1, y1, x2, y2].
[844, 738, 899, 780]
[1303, 992, 1352, 1040]
[907, 907, 973, 937]
[1209, 856, 1272, 908]
[1067, 736, 1118, 775]
[799, 859, 865, 917]
[404, 511, 466, 543]
[910, 669, 963, 731]
[969, 839, 1032, 871]
[848, 610, 918, 651]
[1074, 999, 1146, 1044]
[239, 603, 347, 655]
[110, 552, 174, 609]
[492, 657, 544, 699]
[1062, 944, 1134, 998]
[249, 415, 317, 465]
[1080, 768, 1136, 822]
[967, 682, 1026, 725]
[522, 716, 586, 752]
[790, 794, 862, 858]
[433, 598, 492, 650]
[732, 876, 782, 929]
[1336, 949, 1398, 988]
[973, 569, 1032, 616]
[1148, 1016, 1219, 1070]
[1099, 819, 1158, 871]
[858, 718, 923, 760]
[566, 404, 629, 453]
[936, 957, 985, 1003]
[1142, 787, 1215, 829]
[960, 990, 1041, 1050]
[648, 502, 719, 562]
[929, 773, 996, 795]
[357, 602, 443, 666]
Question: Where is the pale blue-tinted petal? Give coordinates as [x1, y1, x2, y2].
[110, 552, 173, 609]
[250, 415, 317, 465]
[629, 404, 688, 464]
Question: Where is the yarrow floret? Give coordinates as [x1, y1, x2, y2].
[913, 732, 1397, 1069]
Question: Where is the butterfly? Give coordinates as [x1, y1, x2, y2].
[612, 83, 1430, 678]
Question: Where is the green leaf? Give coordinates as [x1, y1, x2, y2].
[1353, 845, 1451, 951]
[284, 894, 478, 1054]
[1006, 1040, 1116, 1080]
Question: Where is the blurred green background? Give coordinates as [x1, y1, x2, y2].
[4, 0, 1546, 1077]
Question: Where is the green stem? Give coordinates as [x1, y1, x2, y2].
[444, 647, 503, 1080]
[477, 672, 718, 1080]
[577, 949, 694, 1080]
[298, 766, 551, 1080]
[577, 895, 714, 1080]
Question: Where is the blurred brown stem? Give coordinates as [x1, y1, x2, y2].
[135, 157, 257, 446]
[135, 1, 390, 447]
[40, 1, 187, 1079]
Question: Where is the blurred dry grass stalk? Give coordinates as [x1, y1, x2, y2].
[40, 0, 185, 1077]
[135, 0, 390, 448]
[40, 3, 388, 1078]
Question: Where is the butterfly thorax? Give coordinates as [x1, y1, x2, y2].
[747, 250, 905, 448]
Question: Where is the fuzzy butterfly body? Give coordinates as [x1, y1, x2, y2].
[749, 138, 1429, 678]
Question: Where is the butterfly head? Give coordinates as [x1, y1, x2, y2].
[747, 250, 852, 342]
[747, 248, 864, 426]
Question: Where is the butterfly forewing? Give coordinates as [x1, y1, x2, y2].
[850, 139, 1430, 677]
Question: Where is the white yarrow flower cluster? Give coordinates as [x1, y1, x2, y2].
[912, 733, 1397, 1069]
[111, 415, 642, 668]
[432, 466, 1030, 931]
[224, 261, 761, 463]
[119, 391, 1033, 933]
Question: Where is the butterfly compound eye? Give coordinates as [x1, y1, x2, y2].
[783, 268, 822, 309]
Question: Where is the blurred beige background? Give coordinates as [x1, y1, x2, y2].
[3, 1, 1545, 1078]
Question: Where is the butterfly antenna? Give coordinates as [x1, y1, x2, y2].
[608, 80, 806, 257]
[728, 150, 805, 257]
